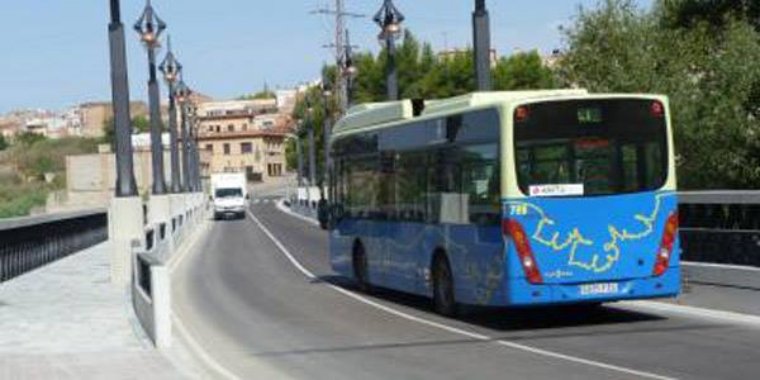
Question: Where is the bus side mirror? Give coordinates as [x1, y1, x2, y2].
[317, 199, 329, 230]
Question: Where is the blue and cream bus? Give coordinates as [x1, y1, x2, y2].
[326, 91, 680, 315]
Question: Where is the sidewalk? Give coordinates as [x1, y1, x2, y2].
[0, 241, 183, 379]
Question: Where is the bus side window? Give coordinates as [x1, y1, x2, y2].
[396, 152, 427, 223]
[461, 144, 500, 226]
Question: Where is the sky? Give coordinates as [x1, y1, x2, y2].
[0, 0, 654, 114]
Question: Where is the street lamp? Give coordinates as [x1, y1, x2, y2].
[175, 78, 192, 193]
[321, 73, 333, 191]
[159, 36, 183, 193]
[295, 120, 304, 190]
[374, 0, 404, 101]
[108, 0, 137, 197]
[188, 103, 202, 192]
[134, 0, 168, 195]
[341, 29, 358, 111]
[473, 0, 492, 91]
[306, 101, 316, 191]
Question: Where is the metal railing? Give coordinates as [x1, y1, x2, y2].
[0, 210, 108, 283]
[679, 191, 760, 267]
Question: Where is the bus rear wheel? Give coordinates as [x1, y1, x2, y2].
[433, 256, 457, 317]
[353, 245, 371, 293]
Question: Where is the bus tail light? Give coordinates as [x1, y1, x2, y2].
[651, 101, 665, 118]
[653, 212, 679, 277]
[503, 219, 543, 284]
[514, 106, 530, 123]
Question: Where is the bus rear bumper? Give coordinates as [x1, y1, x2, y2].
[502, 268, 681, 307]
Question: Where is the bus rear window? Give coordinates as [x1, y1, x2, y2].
[514, 99, 668, 197]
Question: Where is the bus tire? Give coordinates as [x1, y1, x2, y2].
[353, 243, 371, 293]
[433, 254, 458, 317]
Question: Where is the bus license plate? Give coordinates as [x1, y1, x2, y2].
[579, 283, 618, 296]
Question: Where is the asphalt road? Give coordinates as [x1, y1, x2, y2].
[173, 197, 760, 380]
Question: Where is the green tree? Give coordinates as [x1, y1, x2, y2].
[292, 30, 566, 177]
[0, 134, 8, 151]
[493, 51, 557, 90]
[238, 89, 277, 100]
[132, 115, 151, 133]
[660, 0, 760, 31]
[560, 0, 760, 189]
[102, 116, 163, 149]
[15, 132, 46, 147]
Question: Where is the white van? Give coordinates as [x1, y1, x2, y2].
[210, 173, 248, 220]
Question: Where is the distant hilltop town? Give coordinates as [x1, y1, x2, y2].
[0, 88, 302, 143]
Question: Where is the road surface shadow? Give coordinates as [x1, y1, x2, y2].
[212, 216, 247, 223]
[313, 275, 723, 339]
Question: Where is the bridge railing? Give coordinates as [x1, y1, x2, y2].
[0, 210, 108, 283]
[679, 191, 760, 268]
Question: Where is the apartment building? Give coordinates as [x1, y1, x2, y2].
[196, 99, 292, 183]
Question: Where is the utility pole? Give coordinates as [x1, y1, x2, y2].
[311, 1, 363, 115]
[108, 0, 137, 197]
[473, 0, 492, 91]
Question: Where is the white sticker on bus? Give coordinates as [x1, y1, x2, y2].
[529, 184, 585, 197]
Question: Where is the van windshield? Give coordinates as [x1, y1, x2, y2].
[215, 188, 243, 198]
[514, 99, 668, 197]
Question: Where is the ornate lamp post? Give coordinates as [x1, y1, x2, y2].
[306, 101, 317, 190]
[108, 0, 137, 197]
[321, 74, 333, 189]
[374, 0, 404, 101]
[159, 37, 183, 193]
[473, 0, 492, 91]
[295, 120, 304, 189]
[341, 30, 358, 112]
[188, 103, 202, 192]
[134, 0, 168, 195]
[175, 79, 192, 193]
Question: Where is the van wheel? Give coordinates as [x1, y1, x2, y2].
[433, 255, 457, 317]
[353, 244, 371, 293]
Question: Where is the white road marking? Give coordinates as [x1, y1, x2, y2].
[168, 217, 211, 273]
[167, 218, 239, 380]
[246, 210, 676, 380]
[172, 314, 241, 380]
[273, 199, 320, 226]
[621, 301, 760, 328]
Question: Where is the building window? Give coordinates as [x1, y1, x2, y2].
[242, 124, 248, 131]
[228, 124, 234, 132]
[205, 144, 213, 152]
[223, 143, 231, 155]
[208, 126, 213, 132]
[241, 142, 253, 154]
[216, 126, 221, 133]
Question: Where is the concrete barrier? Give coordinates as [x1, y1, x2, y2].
[683, 262, 760, 290]
[131, 192, 206, 348]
